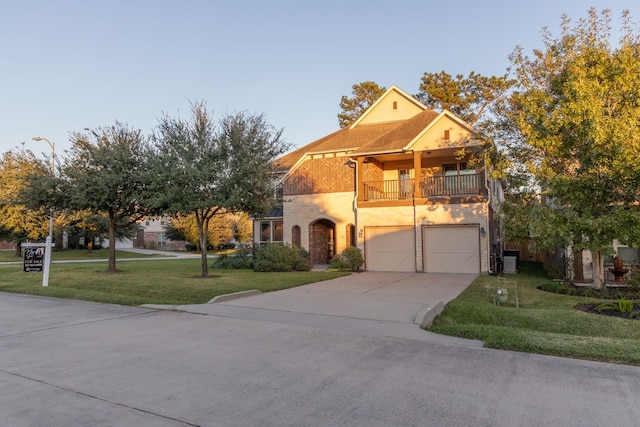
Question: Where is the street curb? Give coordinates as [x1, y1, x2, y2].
[208, 290, 263, 304]
[416, 301, 445, 328]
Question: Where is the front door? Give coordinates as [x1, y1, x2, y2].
[309, 219, 335, 266]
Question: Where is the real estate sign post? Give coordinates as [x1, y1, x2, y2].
[22, 241, 53, 286]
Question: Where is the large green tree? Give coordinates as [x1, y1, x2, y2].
[338, 81, 387, 128]
[154, 101, 289, 277]
[499, 8, 640, 288]
[416, 70, 513, 125]
[62, 122, 163, 272]
[0, 149, 51, 256]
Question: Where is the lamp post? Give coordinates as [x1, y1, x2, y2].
[32, 137, 54, 287]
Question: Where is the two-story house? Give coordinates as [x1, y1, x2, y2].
[254, 85, 504, 273]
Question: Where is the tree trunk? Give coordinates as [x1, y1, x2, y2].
[14, 241, 22, 258]
[573, 250, 584, 282]
[591, 252, 604, 289]
[198, 217, 209, 278]
[107, 218, 117, 272]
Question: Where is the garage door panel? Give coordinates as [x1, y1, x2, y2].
[424, 226, 479, 274]
[366, 227, 414, 272]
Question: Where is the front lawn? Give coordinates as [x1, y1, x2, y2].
[428, 262, 640, 366]
[0, 258, 348, 306]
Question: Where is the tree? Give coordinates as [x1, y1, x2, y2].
[164, 212, 235, 249]
[62, 122, 163, 272]
[416, 70, 513, 124]
[154, 101, 289, 277]
[499, 8, 640, 288]
[0, 149, 51, 256]
[338, 81, 387, 128]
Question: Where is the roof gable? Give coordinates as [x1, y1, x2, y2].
[350, 85, 425, 128]
[404, 110, 478, 152]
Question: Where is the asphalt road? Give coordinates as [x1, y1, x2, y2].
[1, 293, 639, 427]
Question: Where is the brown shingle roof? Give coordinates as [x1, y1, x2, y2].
[277, 109, 440, 171]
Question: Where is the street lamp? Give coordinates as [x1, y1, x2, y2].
[32, 137, 55, 287]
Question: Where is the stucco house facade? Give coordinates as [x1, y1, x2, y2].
[254, 86, 504, 273]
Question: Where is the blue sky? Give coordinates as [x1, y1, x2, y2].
[0, 1, 635, 159]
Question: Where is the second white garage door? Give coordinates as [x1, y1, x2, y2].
[423, 225, 480, 273]
[365, 226, 415, 272]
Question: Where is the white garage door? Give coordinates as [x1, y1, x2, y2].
[365, 227, 415, 272]
[423, 226, 480, 273]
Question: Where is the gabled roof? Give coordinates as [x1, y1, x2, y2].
[276, 86, 473, 172]
[349, 85, 426, 128]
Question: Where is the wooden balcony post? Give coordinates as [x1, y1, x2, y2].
[357, 157, 364, 202]
[413, 151, 422, 198]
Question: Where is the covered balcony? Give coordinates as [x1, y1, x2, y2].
[362, 173, 483, 201]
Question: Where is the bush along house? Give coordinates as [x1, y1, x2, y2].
[254, 85, 504, 273]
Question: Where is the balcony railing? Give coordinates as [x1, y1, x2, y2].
[421, 174, 480, 197]
[362, 173, 481, 201]
[363, 179, 414, 201]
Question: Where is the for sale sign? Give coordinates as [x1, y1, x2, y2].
[23, 246, 45, 272]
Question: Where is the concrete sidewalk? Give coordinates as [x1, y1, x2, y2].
[0, 248, 210, 265]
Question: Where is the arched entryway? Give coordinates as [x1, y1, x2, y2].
[309, 219, 336, 266]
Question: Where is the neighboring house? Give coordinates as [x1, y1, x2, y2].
[134, 216, 187, 250]
[253, 85, 505, 273]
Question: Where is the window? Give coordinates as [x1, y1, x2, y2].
[292, 225, 301, 247]
[157, 233, 165, 247]
[393, 101, 398, 110]
[444, 129, 450, 140]
[273, 221, 283, 242]
[260, 220, 283, 243]
[398, 168, 412, 198]
[346, 224, 355, 247]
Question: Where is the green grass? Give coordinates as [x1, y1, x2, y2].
[428, 262, 640, 366]
[0, 248, 168, 262]
[0, 258, 348, 306]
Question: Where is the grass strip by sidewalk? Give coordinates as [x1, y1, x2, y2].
[428, 262, 640, 366]
[0, 258, 348, 306]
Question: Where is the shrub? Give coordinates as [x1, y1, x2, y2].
[595, 297, 635, 313]
[253, 243, 310, 272]
[211, 248, 254, 269]
[329, 247, 363, 271]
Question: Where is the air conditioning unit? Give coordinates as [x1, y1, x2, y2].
[503, 256, 518, 274]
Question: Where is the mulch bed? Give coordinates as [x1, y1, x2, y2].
[575, 303, 640, 320]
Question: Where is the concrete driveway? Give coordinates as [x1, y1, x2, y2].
[214, 272, 476, 325]
[144, 272, 479, 345]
